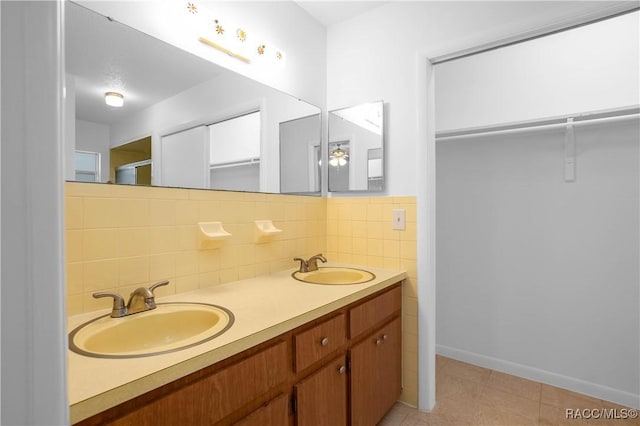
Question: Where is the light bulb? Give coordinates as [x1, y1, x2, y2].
[105, 92, 124, 107]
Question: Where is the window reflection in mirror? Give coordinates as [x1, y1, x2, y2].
[328, 101, 384, 192]
[74, 151, 101, 182]
[65, 1, 321, 195]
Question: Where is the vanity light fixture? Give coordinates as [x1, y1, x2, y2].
[329, 145, 349, 167]
[187, 1, 285, 66]
[105, 92, 124, 107]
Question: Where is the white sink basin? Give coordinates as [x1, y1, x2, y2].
[292, 267, 376, 285]
[69, 303, 234, 358]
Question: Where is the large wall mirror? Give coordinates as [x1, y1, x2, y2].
[328, 101, 384, 192]
[66, 2, 321, 195]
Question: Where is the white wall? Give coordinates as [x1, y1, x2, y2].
[76, 119, 110, 183]
[436, 121, 640, 406]
[434, 11, 639, 408]
[436, 12, 640, 131]
[1, 1, 68, 423]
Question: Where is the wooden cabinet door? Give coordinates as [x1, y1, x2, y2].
[294, 355, 347, 426]
[350, 317, 402, 426]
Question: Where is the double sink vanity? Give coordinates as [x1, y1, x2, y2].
[68, 263, 406, 425]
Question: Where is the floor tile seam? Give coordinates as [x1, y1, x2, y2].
[483, 380, 543, 403]
[474, 398, 541, 425]
[538, 382, 546, 421]
[537, 393, 543, 422]
[540, 396, 607, 411]
[485, 367, 538, 423]
[476, 389, 542, 423]
[438, 372, 491, 389]
[480, 394, 540, 408]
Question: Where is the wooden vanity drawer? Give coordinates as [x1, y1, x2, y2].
[105, 341, 288, 426]
[349, 285, 401, 339]
[293, 314, 346, 372]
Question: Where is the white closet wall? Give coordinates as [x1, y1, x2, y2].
[435, 11, 640, 408]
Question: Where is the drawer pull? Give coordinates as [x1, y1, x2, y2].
[338, 365, 346, 374]
[320, 337, 329, 346]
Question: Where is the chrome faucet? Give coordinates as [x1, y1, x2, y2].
[293, 254, 327, 273]
[93, 280, 169, 318]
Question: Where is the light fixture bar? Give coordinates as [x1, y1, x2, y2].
[199, 37, 251, 64]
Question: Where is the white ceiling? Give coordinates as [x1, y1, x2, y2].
[295, 1, 388, 27]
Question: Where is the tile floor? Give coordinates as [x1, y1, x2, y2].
[380, 356, 639, 426]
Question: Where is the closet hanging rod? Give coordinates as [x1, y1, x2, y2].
[436, 113, 639, 142]
[209, 158, 260, 170]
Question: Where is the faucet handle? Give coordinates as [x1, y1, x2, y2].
[93, 292, 126, 318]
[149, 280, 170, 295]
[293, 257, 309, 273]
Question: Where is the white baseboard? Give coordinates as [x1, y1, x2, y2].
[436, 344, 640, 409]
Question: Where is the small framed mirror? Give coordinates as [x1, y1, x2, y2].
[328, 101, 384, 192]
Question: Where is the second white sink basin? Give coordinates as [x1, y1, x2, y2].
[292, 267, 375, 285]
[69, 302, 234, 359]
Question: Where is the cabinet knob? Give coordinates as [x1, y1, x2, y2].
[320, 337, 329, 346]
[383, 334, 388, 340]
[338, 365, 346, 374]
[375, 338, 382, 346]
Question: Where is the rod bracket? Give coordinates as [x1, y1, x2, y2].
[564, 118, 576, 182]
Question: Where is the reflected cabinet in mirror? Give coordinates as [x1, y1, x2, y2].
[328, 101, 384, 192]
[66, 2, 321, 195]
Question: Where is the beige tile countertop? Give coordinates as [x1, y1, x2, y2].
[68, 263, 406, 424]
